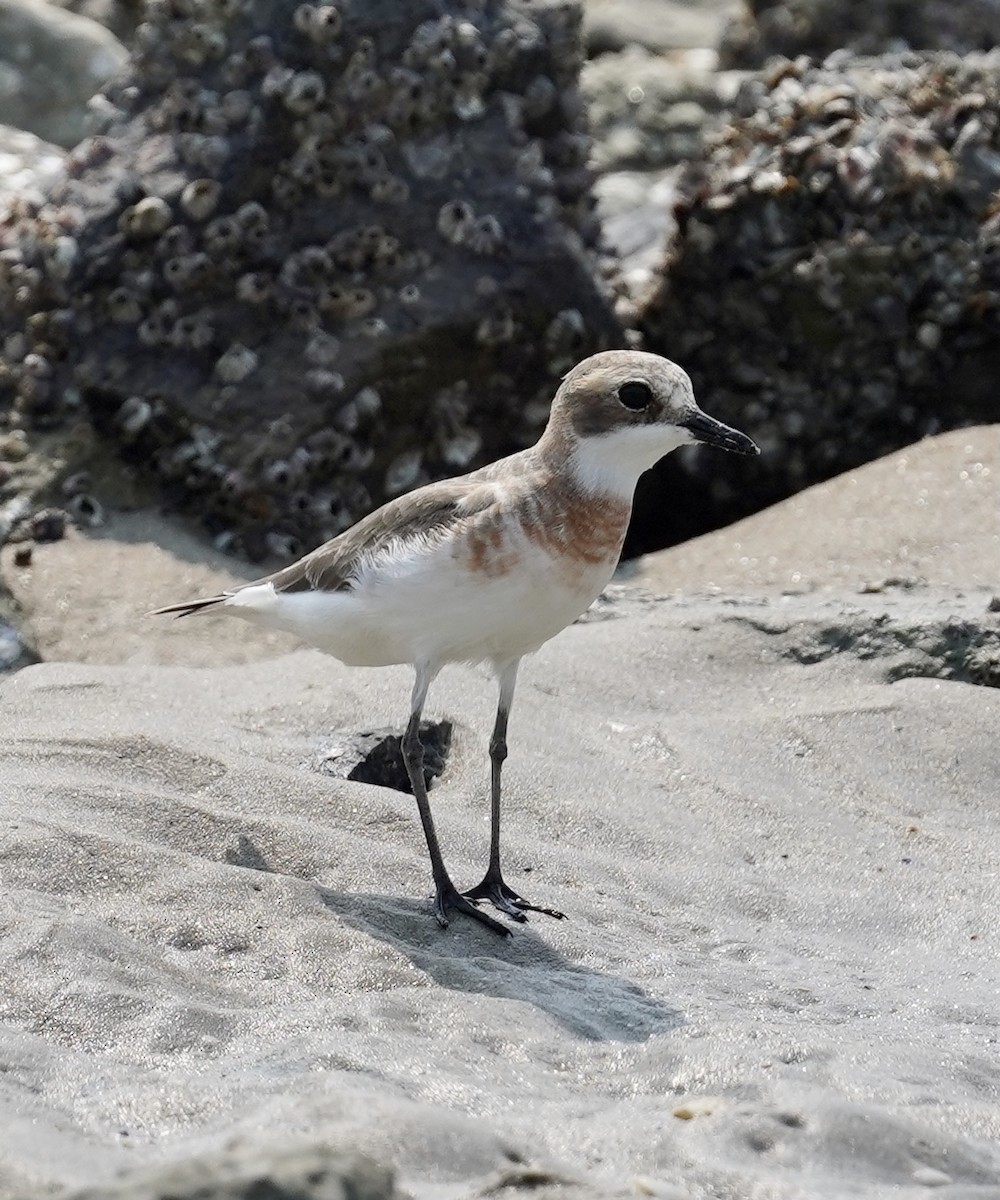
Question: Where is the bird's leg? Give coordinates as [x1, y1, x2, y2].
[464, 660, 565, 921]
[402, 666, 510, 937]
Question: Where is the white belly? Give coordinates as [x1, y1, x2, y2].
[222, 537, 614, 670]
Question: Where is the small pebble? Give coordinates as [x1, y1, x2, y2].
[30, 508, 68, 543]
[634, 1177, 692, 1199]
[912, 1166, 952, 1187]
[0, 431, 30, 462]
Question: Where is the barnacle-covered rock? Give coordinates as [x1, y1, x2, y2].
[635, 52, 1000, 551]
[720, 0, 1000, 69]
[0, 0, 620, 559]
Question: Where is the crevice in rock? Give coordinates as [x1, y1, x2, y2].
[317, 721, 453, 794]
[766, 617, 1000, 688]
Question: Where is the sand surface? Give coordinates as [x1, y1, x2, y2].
[640, 426, 998, 593]
[1, 428, 998, 1199]
[1, 513, 300, 667]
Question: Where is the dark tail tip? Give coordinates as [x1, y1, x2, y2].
[147, 596, 227, 619]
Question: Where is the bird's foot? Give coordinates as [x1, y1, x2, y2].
[434, 877, 512, 937]
[463, 872, 565, 921]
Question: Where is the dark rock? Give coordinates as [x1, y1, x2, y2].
[747, 609, 1000, 688]
[52, 1142, 395, 1200]
[0, 0, 622, 562]
[965, 640, 1000, 687]
[318, 720, 452, 794]
[635, 52, 1000, 551]
[29, 506, 69, 542]
[720, 0, 1000, 68]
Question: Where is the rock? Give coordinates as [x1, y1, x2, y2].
[27, 505, 69, 542]
[0, 502, 39, 672]
[582, 46, 743, 320]
[0, 123, 66, 210]
[0, 0, 622, 561]
[318, 720, 453, 794]
[48, 0, 143, 47]
[0, 0, 128, 147]
[592, 168, 681, 305]
[55, 1142, 396, 1200]
[720, 0, 1000, 68]
[583, 46, 742, 172]
[634, 51, 1000, 550]
[0, 611, 37, 671]
[583, 0, 739, 56]
[766, 609, 1000, 688]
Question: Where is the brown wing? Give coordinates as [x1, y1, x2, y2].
[259, 476, 502, 595]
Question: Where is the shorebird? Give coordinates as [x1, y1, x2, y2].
[153, 350, 758, 936]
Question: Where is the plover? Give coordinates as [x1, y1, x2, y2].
[153, 350, 758, 937]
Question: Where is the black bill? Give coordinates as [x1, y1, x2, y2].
[683, 410, 760, 456]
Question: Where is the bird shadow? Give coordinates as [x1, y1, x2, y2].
[316, 885, 683, 1044]
[224, 832, 681, 1043]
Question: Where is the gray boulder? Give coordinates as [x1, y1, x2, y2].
[48, 0, 143, 47]
[0, 0, 127, 146]
[583, 46, 739, 173]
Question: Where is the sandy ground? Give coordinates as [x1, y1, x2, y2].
[0, 513, 299, 668]
[1, 427, 998, 1199]
[640, 425, 998, 593]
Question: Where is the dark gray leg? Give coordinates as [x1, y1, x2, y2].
[464, 659, 565, 921]
[403, 666, 510, 937]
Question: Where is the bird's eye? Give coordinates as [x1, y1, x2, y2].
[618, 380, 653, 411]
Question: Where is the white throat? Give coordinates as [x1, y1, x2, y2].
[569, 425, 694, 497]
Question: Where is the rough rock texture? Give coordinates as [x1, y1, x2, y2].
[0, 0, 621, 561]
[634, 51, 1000, 549]
[53, 1143, 396, 1200]
[720, 0, 1000, 68]
[0, 0, 127, 147]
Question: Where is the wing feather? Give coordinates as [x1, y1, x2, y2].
[257, 477, 501, 595]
